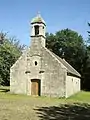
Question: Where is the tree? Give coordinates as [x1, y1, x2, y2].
[46, 29, 86, 71]
[83, 22, 90, 90]
[0, 32, 25, 86]
[87, 23, 90, 36]
[46, 29, 87, 89]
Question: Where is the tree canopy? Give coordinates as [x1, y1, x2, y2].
[46, 29, 86, 71]
[0, 33, 25, 86]
[83, 22, 90, 90]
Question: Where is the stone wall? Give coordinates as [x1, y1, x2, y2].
[10, 50, 28, 94]
[41, 47, 67, 97]
[66, 75, 80, 98]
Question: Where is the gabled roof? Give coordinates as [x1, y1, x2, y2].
[51, 52, 81, 77]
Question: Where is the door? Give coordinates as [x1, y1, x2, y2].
[31, 79, 40, 96]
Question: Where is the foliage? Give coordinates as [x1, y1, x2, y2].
[87, 23, 90, 36]
[82, 23, 90, 90]
[46, 29, 86, 70]
[0, 33, 25, 86]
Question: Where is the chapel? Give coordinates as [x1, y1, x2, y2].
[10, 14, 81, 98]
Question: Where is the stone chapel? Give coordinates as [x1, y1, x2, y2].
[10, 14, 81, 98]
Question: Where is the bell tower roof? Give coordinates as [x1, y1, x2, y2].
[30, 13, 46, 47]
[31, 13, 46, 25]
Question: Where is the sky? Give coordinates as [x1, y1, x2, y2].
[0, 0, 90, 46]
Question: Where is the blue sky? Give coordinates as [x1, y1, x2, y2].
[0, 0, 90, 46]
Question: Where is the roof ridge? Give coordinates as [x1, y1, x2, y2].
[43, 47, 81, 77]
[51, 52, 81, 77]
[43, 47, 67, 69]
[63, 58, 81, 76]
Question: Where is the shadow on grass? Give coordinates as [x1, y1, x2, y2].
[34, 103, 90, 120]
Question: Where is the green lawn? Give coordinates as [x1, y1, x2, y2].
[0, 86, 90, 120]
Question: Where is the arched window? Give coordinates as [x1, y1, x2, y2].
[34, 25, 39, 35]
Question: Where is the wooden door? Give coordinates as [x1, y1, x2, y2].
[31, 79, 40, 96]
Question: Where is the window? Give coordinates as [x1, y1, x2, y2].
[34, 25, 39, 35]
[35, 61, 37, 66]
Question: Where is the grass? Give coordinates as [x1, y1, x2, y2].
[0, 86, 90, 120]
[68, 91, 90, 103]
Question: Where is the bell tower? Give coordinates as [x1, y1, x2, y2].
[30, 13, 46, 47]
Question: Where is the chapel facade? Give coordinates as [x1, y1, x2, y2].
[10, 14, 81, 98]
